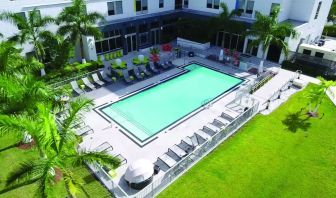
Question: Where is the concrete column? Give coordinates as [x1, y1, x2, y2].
[243, 37, 249, 53]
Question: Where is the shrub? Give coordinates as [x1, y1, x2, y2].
[323, 25, 336, 37]
[282, 60, 336, 80]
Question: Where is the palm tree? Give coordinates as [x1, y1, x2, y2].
[307, 77, 336, 117]
[0, 99, 121, 197]
[246, 7, 298, 60]
[0, 8, 54, 62]
[57, 0, 104, 63]
[0, 41, 43, 74]
[0, 73, 58, 115]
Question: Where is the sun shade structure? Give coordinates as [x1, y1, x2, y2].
[124, 159, 154, 190]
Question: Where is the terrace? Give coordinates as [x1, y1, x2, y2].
[68, 44, 314, 196]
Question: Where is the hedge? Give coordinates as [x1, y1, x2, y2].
[282, 60, 336, 80]
[323, 25, 336, 37]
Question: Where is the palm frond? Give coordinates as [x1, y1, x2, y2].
[69, 151, 121, 168]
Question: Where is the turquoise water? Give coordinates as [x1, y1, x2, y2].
[101, 64, 242, 142]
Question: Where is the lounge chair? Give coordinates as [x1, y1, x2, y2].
[168, 144, 187, 158]
[221, 108, 240, 121]
[158, 153, 177, 168]
[132, 67, 144, 80]
[122, 70, 134, 84]
[203, 124, 220, 134]
[139, 65, 151, 76]
[76, 125, 93, 136]
[214, 116, 230, 126]
[154, 62, 168, 70]
[148, 62, 159, 73]
[95, 142, 113, 152]
[82, 77, 96, 90]
[99, 70, 113, 83]
[92, 73, 105, 86]
[195, 130, 211, 141]
[105, 149, 127, 165]
[70, 81, 85, 95]
[164, 61, 174, 68]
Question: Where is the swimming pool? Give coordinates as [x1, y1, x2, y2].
[100, 63, 243, 143]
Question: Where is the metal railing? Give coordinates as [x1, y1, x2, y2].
[87, 100, 259, 198]
[132, 101, 259, 198]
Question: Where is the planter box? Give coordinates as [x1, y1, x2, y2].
[177, 37, 210, 50]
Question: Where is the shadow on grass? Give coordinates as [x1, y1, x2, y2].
[282, 110, 311, 133]
[0, 143, 19, 152]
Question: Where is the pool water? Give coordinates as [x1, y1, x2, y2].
[101, 64, 242, 142]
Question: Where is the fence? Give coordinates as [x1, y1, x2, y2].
[87, 100, 259, 198]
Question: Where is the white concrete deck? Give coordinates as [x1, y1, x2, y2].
[79, 56, 258, 195]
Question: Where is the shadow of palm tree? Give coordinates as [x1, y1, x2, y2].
[282, 110, 311, 133]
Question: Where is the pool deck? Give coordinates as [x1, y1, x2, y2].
[78, 54, 322, 195]
[79, 56, 258, 195]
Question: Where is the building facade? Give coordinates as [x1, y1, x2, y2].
[0, 0, 333, 63]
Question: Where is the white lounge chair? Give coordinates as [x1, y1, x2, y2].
[99, 70, 112, 83]
[204, 124, 220, 133]
[169, 145, 187, 158]
[195, 130, 211, 141]
[95, 142, 113, 152]
[76, 125, 93, 136]
[82, 77, 96, 90]
[105, 149, 127, 165]
[92, 73, 105, 86]
[159, 153, 177, 168]
[70, 81, 84, 95]
[214, 116, 230, 126]
[222, 108, 240, 120]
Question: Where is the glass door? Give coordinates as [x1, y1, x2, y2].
[151, 28, 160, 45]
[126, 33, 137, 53]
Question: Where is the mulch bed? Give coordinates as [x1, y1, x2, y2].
[17, 141, 36, 150]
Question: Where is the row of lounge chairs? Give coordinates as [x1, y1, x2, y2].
[121, 61, 174, 84]
[70, 71, 112, 95]
[55, 110, 94, 136]
[155, 107, 242, 171]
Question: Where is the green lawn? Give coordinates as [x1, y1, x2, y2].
[0, 134, 111, 198]
[159, 84, 336, 198]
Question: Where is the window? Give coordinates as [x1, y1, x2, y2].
[238, 0, 254, 16]
[29, 9, 41, 20]
[207, 0, 220, 9]
[315, 52, 324, 58]
[16, 12, 26, 30]
[183, 0, 189, 8]
[136, 0, 148, 13]
[270, 3, 280, 16]
[159, 0, 164, 8]
[315, 1, 322, 19]
[95, 29, 122, 54]
[302, 49, 311, 55]
[107, 1, 123, 16]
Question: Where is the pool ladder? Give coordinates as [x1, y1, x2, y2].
[201, 98, 213, 109]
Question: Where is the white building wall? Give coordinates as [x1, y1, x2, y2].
[0, 0, 333, 61]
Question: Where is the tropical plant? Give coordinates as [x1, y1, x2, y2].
[40, 32, 74, 69]
[306, 77, 336, 116]
[0, 8, 54, 62]
[328, 0, 336, 21]
[0, 98, 121, 197]
[0, 41, 43, 74]
[0, 73, 58, 115]
[246, 7, 298, 60]
[57, 0, 104, 63]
